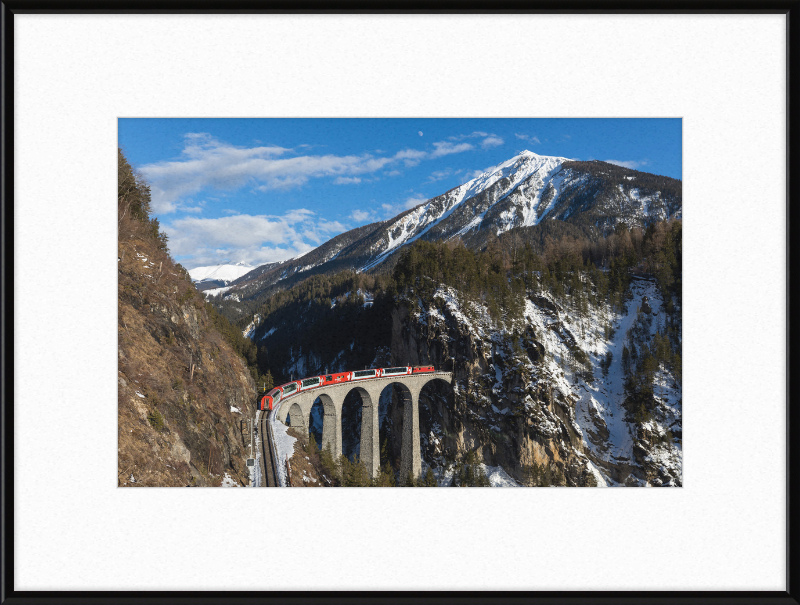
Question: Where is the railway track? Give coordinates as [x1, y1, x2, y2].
[258, 410, 279, 487]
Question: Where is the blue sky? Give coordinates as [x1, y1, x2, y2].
[118, 118, 681, 269]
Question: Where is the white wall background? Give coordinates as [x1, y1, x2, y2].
[14, 14, 786, 590]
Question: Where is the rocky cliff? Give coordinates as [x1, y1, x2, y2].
[118, 150, 257, 487]
[387, 281, 681, 487]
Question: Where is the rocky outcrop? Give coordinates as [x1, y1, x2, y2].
[388, 291, 598, 486]
[384, 279, 683, 487]
[118, 228, 256, 487]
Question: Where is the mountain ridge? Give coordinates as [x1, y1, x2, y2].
[213, 151, 681, 310]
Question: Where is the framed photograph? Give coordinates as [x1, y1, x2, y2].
[3, 4, 795, 603]
[117, 116, 683, 491]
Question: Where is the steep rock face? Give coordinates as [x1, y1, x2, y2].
[388, 291, 597, 486]
[388, 281, 682, 487]
[118, 232, 256, 487]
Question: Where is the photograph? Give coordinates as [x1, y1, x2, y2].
[117, 118, 683, 488]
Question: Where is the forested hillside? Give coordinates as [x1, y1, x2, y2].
[249, 220, 681, 382]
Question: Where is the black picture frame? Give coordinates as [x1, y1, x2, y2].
[1, 3, 796, 604]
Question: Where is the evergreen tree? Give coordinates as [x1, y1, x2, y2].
[374, 462, 396, 487]
[422, 467, 437, 486]
[622, 345, 631, 376]
[306, 433, 319, 456]
[672, 352, 682, 386]
[320, 446, 338, 485]
[339, 455, 351, 486]
[475, 464, 491, 487]
[345, 457, 370, 487]
[601, 351, 613, 377]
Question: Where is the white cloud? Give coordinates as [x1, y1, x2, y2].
[166, 198, 207, 214]
[431, 141, 473, 158]
[282, 208, 317, 223]
[481, 136, 504, 149]
[419, 131, 423, 136]
[334, 176, 362, 185]
[514, 133, 541, 144]
[255, 175, 309, 190]
[426, 169, 453, 183]
[394, 148, 428, 167]
[449, 131, 488, 141]
[445, 132, 503, 148]
[350, 209, 372, 222]
[385, 170, 401, 177]
[165, 209, 345, 269]
[141, 132, 491, 221]
[605, 159, 649, 170]
[141, 133, 395, 213]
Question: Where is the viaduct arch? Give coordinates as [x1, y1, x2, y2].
[272, 372, 453, 480]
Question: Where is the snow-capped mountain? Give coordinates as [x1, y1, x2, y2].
[189, 261, 254, 283]
[360, 151, 571, 270]
[221, 150, 681, 302]
[359, 150, 680, 270]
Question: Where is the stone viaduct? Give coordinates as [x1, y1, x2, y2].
[272, 372, 452, 480]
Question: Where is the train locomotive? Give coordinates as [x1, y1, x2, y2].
[258, 365, 436, 411]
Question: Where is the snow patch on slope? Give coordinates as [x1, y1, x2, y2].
[479, 464, 521, 487]
[269, 412, 298, 487]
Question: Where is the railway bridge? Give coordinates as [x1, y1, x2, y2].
[271, 371, 453, 480]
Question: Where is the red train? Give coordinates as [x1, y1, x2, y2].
[258, 366, 436, 411]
